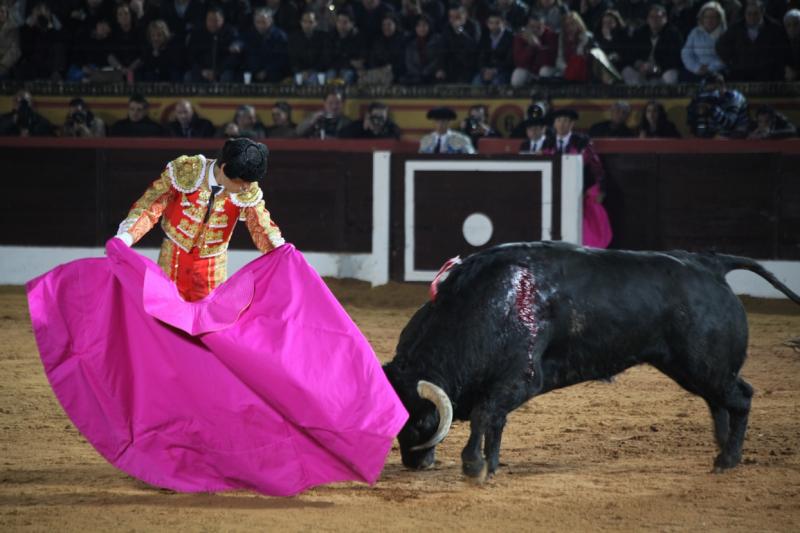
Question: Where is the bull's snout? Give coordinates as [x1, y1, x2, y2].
[401, 446, 436, 470]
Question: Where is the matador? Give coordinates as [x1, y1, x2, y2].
[116, 138, 284, 301]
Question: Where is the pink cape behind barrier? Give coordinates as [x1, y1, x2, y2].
[582, 184, 613, 249]
[26, 239, 408, 496]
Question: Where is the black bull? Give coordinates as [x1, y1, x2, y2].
[383, 242, 800, 481]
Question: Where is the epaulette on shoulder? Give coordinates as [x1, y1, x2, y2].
[168, 155, 207, 193]
[230, 183, 264, 208]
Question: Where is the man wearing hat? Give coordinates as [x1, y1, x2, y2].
[542, 108, 612, 248]
[541, 108, 604, 183]
[518, 116, 551, 153]
[114, 138, 284, 301]
[419, 106, 476, 154]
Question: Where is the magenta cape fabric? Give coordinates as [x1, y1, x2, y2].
[27, 239, 408, 496]
[582, 184, 613, 249]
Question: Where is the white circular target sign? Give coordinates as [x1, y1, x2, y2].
[462, 212, 494, 247]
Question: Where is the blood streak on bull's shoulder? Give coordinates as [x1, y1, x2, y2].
[512, 267, 539, 380]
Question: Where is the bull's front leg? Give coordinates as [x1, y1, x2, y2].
[462, 380, 537, 483]
[461, 405, 491, 482]
[461, 407, 508, 482]
[483, 414, 508, 475]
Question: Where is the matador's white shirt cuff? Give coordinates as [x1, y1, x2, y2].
[115, 233, 134, 247]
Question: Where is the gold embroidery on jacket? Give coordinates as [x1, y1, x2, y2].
[200, 244, 229, 258]
[162, 218, 198, 252]
[204, 229, 224, 244]
[176, 218, 199, 238]
[119, 168, 174, 243]
[208, 213, 229, 228]
[245, 200, 283, 253]
[211, 253, 227, 287]
[157, 238, 179, 280]
[230, 185, 264, 207]
[170, 155, 206, 193]
[182, 209, 203, 223]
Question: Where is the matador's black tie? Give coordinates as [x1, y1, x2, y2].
[204, 185, 223, 223]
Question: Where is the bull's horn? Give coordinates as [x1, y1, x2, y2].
[410, 380, 453, 451]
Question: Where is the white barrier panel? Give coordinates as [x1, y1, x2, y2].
[0, 246, 376, 286]
[403, 158, 579, 282]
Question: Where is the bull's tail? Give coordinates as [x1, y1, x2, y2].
[716, 254, 800, 305]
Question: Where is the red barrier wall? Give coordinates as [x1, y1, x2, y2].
[3, 138, 799, 263]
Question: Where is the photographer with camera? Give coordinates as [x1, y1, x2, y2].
[341, 102, 402, 139]
[460, 104, 500, 150]
[297, 90, 352, 139]
[0, 90, 54, 136]
[687, 73, 749, 138]
[62, 97, 106, 138]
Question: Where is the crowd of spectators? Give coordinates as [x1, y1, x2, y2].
[1, 77, 795, 143]
[0, 0, 798, 86]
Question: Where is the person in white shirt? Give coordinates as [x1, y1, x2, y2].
[419, 106, 476, 154]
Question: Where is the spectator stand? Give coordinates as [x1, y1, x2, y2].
[1, 81, 800, 139]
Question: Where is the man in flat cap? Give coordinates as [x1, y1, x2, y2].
[518, 116, 551, 153]
[419, 107, 476, 154]
[541, 108, 612, 248]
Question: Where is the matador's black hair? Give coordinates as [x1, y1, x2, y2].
[218, 138, 269, 183]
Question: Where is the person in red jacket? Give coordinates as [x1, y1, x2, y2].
[511, 13, 558, 87]
[115, 138, 284, 301]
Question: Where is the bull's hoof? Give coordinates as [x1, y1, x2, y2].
[463, 461, 489, 484]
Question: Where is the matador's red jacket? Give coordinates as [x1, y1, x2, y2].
[117, 154, 284, 300]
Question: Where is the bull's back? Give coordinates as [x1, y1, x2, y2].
[518, 246, 748, 388]
[429, 243, 748, 391]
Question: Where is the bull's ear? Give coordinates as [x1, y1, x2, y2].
[411, 381, 453, 451]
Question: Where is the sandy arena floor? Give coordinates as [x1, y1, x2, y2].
[1, 281, 799, 532]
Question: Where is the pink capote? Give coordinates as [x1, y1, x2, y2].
[27, 239, 408, 496]
[582, 184, 613, 249]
